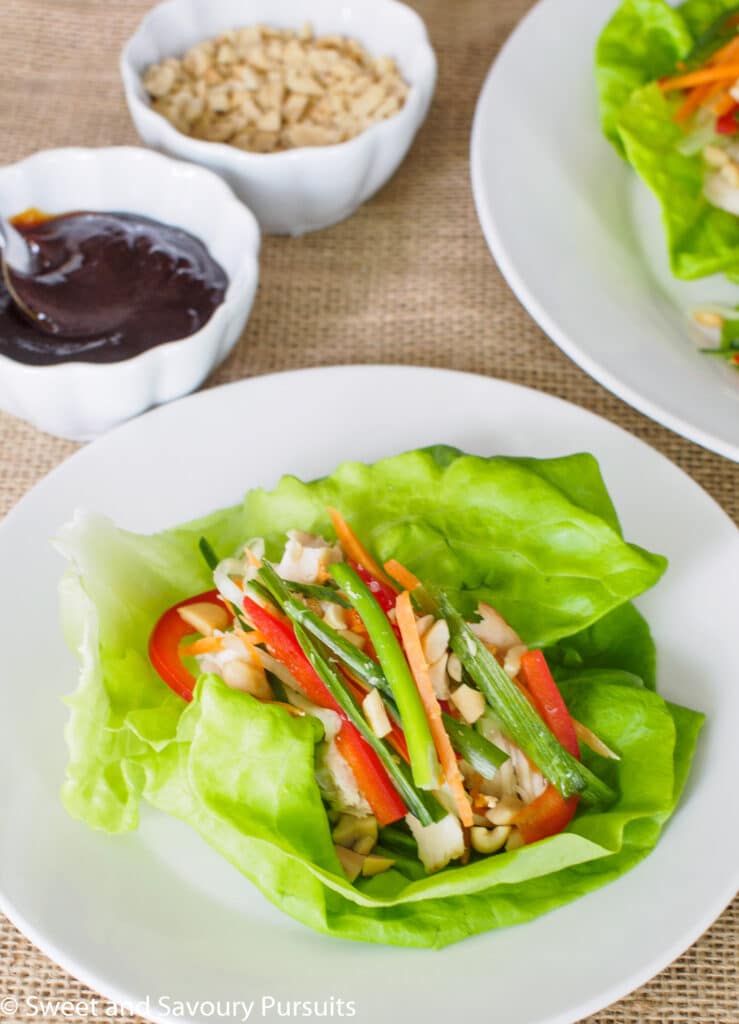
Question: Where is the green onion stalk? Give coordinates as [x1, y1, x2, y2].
[329, 562, 439, 791]
[257, 563, 388, 690]
[439, 593, 615, 808]
[292, 623, 445, 826]
[257, 562, 507, 782]
[285, 580, 352, 608]
[441, 712, 507, 779]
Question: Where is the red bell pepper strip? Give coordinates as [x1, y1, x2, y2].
[348, 562, 405, 650]
[148, 590, 225, 702]
[350, 562, 397, 612]
[243, 596, 407, 826]
[717, 104, 739, 133]
[514, 650, 580, 843]
[513, 786, 579, 844]
[334, 728, 405, 822]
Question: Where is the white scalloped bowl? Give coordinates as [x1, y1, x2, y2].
[120, 0, 436, 235]
[0, 147, 260, 440]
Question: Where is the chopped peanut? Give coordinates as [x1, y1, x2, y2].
[143, 22, 408, 153]
[693, 310, 724, 328]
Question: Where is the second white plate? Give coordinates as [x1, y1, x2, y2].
[0, 367, 737, 1024]
[471, 0, 739, 461]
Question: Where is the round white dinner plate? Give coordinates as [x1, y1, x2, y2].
[0, 367, 736, 1024]
[470, 0, 739, 462]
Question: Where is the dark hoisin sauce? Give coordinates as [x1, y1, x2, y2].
[0, 209, 228, 365]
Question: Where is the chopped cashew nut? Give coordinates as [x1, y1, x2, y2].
[450, 683, 485, 724]
[505, 828, 525, 851]
[428, 653, 451, 700]
[334, 845, 365, 881]
[693, 310, 724, 328]
[447, 652, 463, 683]
[362, 688, 393, 738]
[332, 813, 378, 855]
[469, 603, 521, 651]
[486, 795, 524, 826]
[221, 659, 273, 700]
[177, 601, 230, 636]
[470, 825, 511, 854]
[421, 619, 450, 664]
[361, 854, 395, 877]
[503, 643, 528, 679]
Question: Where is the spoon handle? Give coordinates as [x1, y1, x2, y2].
[0, 217, 33, 275]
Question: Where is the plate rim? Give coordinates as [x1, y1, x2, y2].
[469, 0, 739, 464]
[0, 364, 737, 1024]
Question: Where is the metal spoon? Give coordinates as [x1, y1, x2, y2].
[0, 216, 61, 334]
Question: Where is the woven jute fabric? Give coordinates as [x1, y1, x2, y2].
[0, 1, 736, 1021]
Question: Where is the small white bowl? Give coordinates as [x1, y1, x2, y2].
[120, 0, 437, 235]
[0, 147, 260, 440]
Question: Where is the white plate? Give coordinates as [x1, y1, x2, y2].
[0, 366, 737, 1024]
[470, 0, 739, 462]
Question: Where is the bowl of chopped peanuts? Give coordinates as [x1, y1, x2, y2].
[120, 0, 436, 235]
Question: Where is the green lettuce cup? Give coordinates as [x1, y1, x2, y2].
[596, 0, 739, 280]
[57, 447, 703, 948]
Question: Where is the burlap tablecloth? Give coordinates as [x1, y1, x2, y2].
[0, 1, 736, 1020]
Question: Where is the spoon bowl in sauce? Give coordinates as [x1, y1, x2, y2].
[0, 209, 228, 364]
[0, 145, 259, 439]
[0, 214, 50, 331]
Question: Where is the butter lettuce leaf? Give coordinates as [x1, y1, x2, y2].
[618, 83, 739, 278]
[595, 0, 693, 155]
[545, 601, 657, 688]
[595, 0, 739, 279]
[58, 448, 702, 948]
[679, 0, 739, 38]
[123, 674, 703, 947]
[243, 447, 666, 648]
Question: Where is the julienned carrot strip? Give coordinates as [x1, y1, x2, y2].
[707, 35, 739, 66]
[243, 546, 262, 569]
[713, 91, 737, 115]
[395, 590, 473, 827]
[233, 629, 266, 646]
[660, 63, 739, 91]
[702, 79, 731, 108]
[675, 82, 713, 122]
[327, 506, 397, 590]
[669, 37, 739, 124]
[178, 636, 224, 657]
[384, 558, 421, 591]
[180, 628, 265, 658]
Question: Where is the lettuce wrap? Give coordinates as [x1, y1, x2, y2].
[58, 446, 703, 948]
[596, 0, 739, 281]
